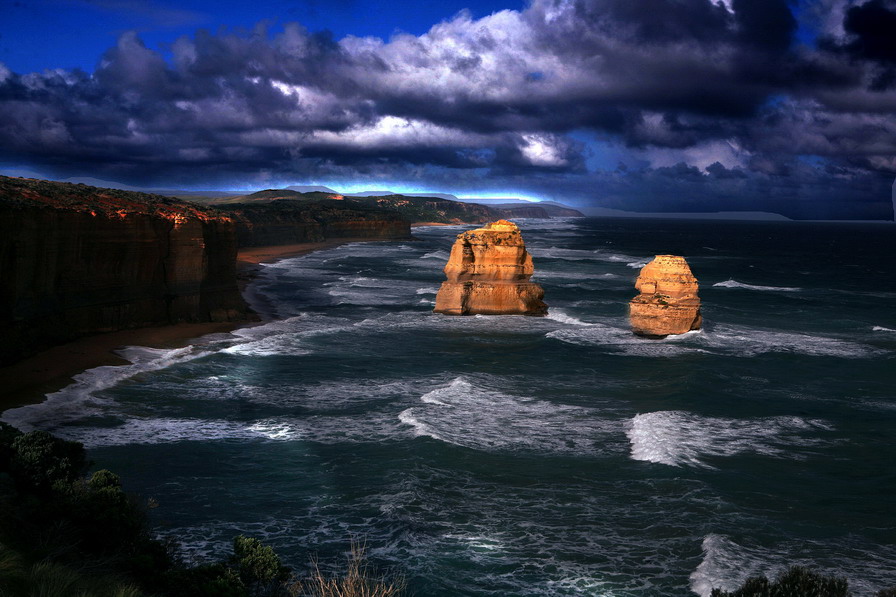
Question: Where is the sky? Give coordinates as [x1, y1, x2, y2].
[1, 0, 896, 219]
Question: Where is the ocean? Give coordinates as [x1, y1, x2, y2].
[3, 217, 895, 596]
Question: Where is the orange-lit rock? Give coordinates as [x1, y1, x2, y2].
[628, 255, 702, 337]
[434, 220, 547, 315]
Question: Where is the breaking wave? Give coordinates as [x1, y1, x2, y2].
[398, 377, 620, 456]
[713, 279, 802, 292]
[627, 411, 834, 468]
[1, 345, 211, 432]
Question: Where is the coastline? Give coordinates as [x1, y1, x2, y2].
[0, 238, 386, 414]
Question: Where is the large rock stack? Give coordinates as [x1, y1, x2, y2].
[629, 255, 701, 337]
[434, 220, 547, 316]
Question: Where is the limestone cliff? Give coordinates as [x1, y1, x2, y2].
[219, 200, 411, 247]
[434, 220, 547, 315]
[628, 255, 702, 337]
[0, 176, 250, 365]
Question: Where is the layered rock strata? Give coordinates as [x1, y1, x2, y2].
[220, 200, 411, 247]
[628, 255, 702, 337]
[434, 220, 547, 315]
[0, 176, 250, 365]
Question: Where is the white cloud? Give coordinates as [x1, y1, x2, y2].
[307, 115, 490, 149]
[519, 134, 569, 167]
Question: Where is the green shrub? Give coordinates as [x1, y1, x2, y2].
[9, 430, 87, 493]
[711, 565, 850, 597]
[232, 535, 291, 595]
[69, 469, 148, 556]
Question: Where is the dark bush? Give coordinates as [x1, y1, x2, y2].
[0, 422, 22, 472]
[711, 565, 850, 597]
[231, 535, 291, 596]
[9, 430, 87, 493]
[69, 469, 148, 556]
[160, 562, 247, 597]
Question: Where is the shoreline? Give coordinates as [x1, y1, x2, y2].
[0, 237, 390, 415]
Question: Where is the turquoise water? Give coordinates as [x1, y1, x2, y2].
[4, 218, 896, 595]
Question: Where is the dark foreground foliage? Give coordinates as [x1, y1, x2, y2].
[0, 422, 403, 597]
[711, 564, 896, 597]
[711, 566, 849, 596]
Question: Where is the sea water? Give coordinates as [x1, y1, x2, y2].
[3, 217, 895, 596]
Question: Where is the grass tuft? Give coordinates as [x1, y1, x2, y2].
[292, 541, 405, 597]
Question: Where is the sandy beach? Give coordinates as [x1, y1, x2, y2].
[0, 238, 390, 413]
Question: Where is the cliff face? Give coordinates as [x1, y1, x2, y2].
[0, 177, 249, 365]
[628, 255, 702, 337]
[220, 200, 411, 247]
[434, 220, 547, 315]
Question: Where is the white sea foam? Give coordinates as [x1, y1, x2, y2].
[690, 534, 778, 596]
[627, 411, 833, 468]
[698, 325, 884, 358]
[52, 417, 302, 447]
[533, 247, 604, 261]
[442, 534, 505, 552]
[546, 309, 592, 326]
[416, 287, 439, 294]
[627, 260, 649, 268]
[872, 325, 896, 332]
[398, 377, 619, 455]
[1, 345, 210, 431]
[224, 313, 353, 356]
[551, 321, 886, 359]
[50, 408, 408, 447]
[422, 250, 450, 260]
[547, 323, 706, 357]
[713, 279, 802, 292]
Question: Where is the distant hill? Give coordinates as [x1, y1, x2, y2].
[285, 185, 340, 194]
[392, 192, 460, 201]
[344, 190, 397, 197]
[60, 177, 243, 198]
[343, 194, 501, 223]
[184, 187, 585, 223]
[194, 189, 343, 205]
[454, 196, 536, 205]
[577, 206, 792, 221]
[489, 202, 584, 218]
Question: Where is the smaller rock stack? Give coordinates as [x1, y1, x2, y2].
[629, 255, 701, 337]
[434, 220, 547, 315]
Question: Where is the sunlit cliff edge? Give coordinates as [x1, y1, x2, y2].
[0, 176, 252, 365]
[0, 177, 416, 365]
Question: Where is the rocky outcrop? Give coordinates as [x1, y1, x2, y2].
[434, 220, 547, 315]
[219, 200, 411, 247]
[0, 176, 250, 365]
[628, 255, 701, 337]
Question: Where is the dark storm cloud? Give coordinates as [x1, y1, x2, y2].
[820, 0, 896, 89]
[0, 0, 894, 217]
